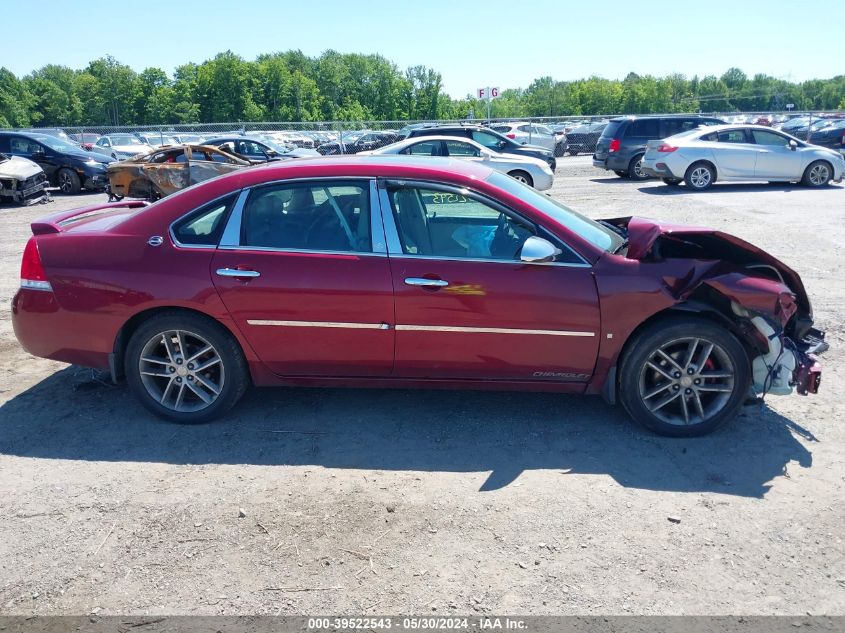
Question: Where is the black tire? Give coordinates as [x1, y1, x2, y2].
[554, 142, 566, 157]
[568, 150, 579, 156]
[662, 178, 682, 186]
[124, 311, 250, 424]
[801, 160, 833, 187]
[684, 161, 715, 191]
[508, 170, 533, 187]
[618, 316, 751, 437]
[613, 170, 628, 178]
[627, 154, 649, 181]
[57, 168, 81, 194]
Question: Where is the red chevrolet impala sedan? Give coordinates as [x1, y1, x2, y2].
[12, 157, 825, 436]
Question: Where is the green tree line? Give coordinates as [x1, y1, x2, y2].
[2, 50, 844, 128]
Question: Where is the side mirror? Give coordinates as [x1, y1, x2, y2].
[481, 151, 492, 160]
[788, 139, 798, 151]
[497, 140, 507, 149]
[519, 236, 561, 264]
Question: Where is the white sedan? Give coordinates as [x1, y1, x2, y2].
[641, 124, 845, 190]
[361, 135, 555, 190]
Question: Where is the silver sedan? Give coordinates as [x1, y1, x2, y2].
[361, 135, 555, 190]
[641, 124, 845, 190]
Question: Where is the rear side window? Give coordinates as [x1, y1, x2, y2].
[172, 194, 237, 246]
[599, 121, 623, 138]
[717, 130, 748, 143]
[628, 119, 661, 137]
[662, 119, 702, 137]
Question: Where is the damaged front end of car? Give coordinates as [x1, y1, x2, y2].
[607, 216, 826, 399]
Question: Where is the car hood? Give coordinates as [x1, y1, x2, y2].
[605, 216, 810, 316]
[0, 155, 43, 179]
[112, 145, 150, 154]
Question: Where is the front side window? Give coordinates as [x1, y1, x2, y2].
[751, 130, 790, 147]
[241, 180, 371, 252]
[472, 131, 503, 149]
[172, 194, 237, 246]
[403, 141, 440, 156]
[387, 185, 534, 260]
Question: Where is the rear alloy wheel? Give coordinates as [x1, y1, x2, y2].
[684, 162, 715, 191]
[125, 312, 249, 423]
[802, 160, 832, 187]
[57, 168, 81, 194]
[628, 154, 649, 181]
[619, 317, 750, 437]
[508, 170, 533, 187]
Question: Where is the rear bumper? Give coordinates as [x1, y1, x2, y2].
[592, 153, 627, 171]
[640, 157, 680, 179]
[12, 288, 112, 370]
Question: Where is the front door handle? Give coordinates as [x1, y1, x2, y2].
[405, 277, 449, 288]
[216, 268, 260, 279]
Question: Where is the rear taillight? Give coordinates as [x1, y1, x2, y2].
[657, 144, 678, 153]
[608, 138, 621, 152]
[506, 133, 516, 139]
[20, 237, 52, 291]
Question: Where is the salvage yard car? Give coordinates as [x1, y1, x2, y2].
[107, 144, 251, 200]
[0, 152, 49, 204]
[0, 131, 113, 194]
[641, 125, 845, 190]
[12, 157, 824, 436]
[362, 135, 555, 190]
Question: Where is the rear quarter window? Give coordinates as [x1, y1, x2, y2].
[599, 121, 623, 138]
[172, 194, 237, 246]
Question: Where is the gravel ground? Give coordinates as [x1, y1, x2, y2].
[0, 158, 843, 616]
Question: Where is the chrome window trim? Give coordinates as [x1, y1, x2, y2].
[217, 177, 381, 255]
[376, 178, 590, 267]
[168, 190, 244, 250]
[388, 253, 591, 268]
[218, 245, 387, 258]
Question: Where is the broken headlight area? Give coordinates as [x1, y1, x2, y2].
[732, 301, 826, 397]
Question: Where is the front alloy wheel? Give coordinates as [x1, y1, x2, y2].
[619, 317, 750, 436]
[638, 337, 735, 427]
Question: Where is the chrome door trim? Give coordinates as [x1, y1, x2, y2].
[246, 320, 390, 330]
[217, 245, 388, 257]
[395, 324, 595, 337]
[391, 253, 591, 268]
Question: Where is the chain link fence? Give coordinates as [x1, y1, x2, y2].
[7, 110, 844, 157]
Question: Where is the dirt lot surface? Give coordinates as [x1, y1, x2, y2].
[1, 158, 843, 616]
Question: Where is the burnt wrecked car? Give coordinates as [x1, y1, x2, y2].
[107, 144, 252, 201]
[0, 152, 49, 204]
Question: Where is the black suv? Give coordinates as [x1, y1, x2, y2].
[0, 131, 113, 194]
[593, 115, 724, 180]
[405, 124, 556, 170]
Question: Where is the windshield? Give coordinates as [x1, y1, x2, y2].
[108, 135, 144, 145]
[487, 171, 622, 253]
[141, 134, 177, 144]
[32, 135, 81, 152]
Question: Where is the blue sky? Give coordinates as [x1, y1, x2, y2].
[4, 0, 840, 97]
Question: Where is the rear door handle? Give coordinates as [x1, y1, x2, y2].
[216, 268, 260, 279]
[405, 277, 449, 288]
